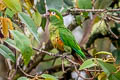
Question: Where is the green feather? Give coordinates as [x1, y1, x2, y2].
[59, 27, 86, 59]
[48, 9, 86, 59]
[48, 9, 63, 20]
[48, 9, 63, 25]
[72, 46, 86, 59]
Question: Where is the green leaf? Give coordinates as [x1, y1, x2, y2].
[32, 10, 42, 27]
[3, 0, 22, 12]
[78, 0, 92, 9]
[46, 0, 63, 10]
[18, 12, 40, 43]
[109, 72, 120, 80]
[112, 23, 120, 48]
[75, 15, 85, 25]
[17, 77, 29, 80]
[5, 8, 15, 18]
[0, 11, 2, 16]
[63, 0, 74, 7]
[91, 20, 107, 36]
[41, 17, 46, 30]
[41, 74, 58, 80]
[95, 51, 112, 55]
[0, 44, 15, 62]
[97, 60, 117, 76]
[95, 0, 113, 9]
[112, 49, 120, 64]
[10, 30, 33, 65]
[36, 0, 46, 14]
[80, 58, 96, 70]
[5, 38, 20, 51]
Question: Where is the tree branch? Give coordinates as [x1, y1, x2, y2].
[68, 8, 120, 12]
[32, 47, 79, 65]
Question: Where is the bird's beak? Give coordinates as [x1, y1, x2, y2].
[43, 10, 50, 18]
[45, 11, 50, 17]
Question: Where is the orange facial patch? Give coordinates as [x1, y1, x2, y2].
[50, 12, 52, 16]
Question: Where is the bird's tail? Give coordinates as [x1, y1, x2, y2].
[73, 45, 86, 59]
[72, 48, 92, 77]
[71, 50, 83, 65]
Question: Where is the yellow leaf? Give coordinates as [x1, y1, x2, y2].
[75, 0, 78, 8]
[3, 0, 22, 12]
[98, 72, 107, 80]
[6, 18, 13, 30]
[6, 18, 14, 38]
[0, 17, 14, 38]
[24, 5, 32, 16]
[0, 0, 6, 11]
[24, 0, 34, 16]
[2, 18, 8, 38]
[95, 51, 112, 56]
[24, 0, 34, 9]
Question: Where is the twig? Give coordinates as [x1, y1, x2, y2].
[18, 66, 34, 78]
[74, 64, 85, 80]
[62, 57, 65, 72]
[68, 8, 120, 12]
[44, 14, 50, 43]
[44, 0, 50, 43]
[44, 0, 48, 11]
[7, 59, 12, 70]
[74, 64, 94, 80]
[32, 47, 78, 65]
[33, 47, 61, 57]
[8, 70, 16, 80]
[7, 59, 14, 80]
[32, 47, 103, 79]
[104, 19, 118, 39]
[42, 64, 70, 74]
[16, 54, 22, 66]
[7, 59, 16, 80]
[25, 54, 45, 73]
[92, 0, 95, 9]
[107, 14, 120, 23]
[84, 69, 103, 72]
[42, 57, 57, 62]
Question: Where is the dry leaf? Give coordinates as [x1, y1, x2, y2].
[2, 17, 8, 38]
[0, 0, 6, 11]
[0, 17, 13, 38]
[6, 18, 13, 30]
[24, 0, 34, 9]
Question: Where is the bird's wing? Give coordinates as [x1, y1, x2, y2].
[59, 27, 76, 47]
[59, 27, 86, 58]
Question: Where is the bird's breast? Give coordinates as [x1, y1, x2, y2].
[49, 24, 64, 51]
[50, 33, 64, 51]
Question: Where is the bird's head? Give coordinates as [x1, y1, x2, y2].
[46, 9, 63, 24]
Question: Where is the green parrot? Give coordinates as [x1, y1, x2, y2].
[47, 9, 86, 61]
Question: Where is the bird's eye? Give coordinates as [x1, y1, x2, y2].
[51, 12, 56, 15]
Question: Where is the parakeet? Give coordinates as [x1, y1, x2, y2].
[47, 9, 86, 61]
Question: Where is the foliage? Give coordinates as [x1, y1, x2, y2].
[0, 44, 15, 62]
[10, 30, 33, 65]
[18, 12, 40, 42]
[17, 77, 29, 80]
[0, 0, 120, 80]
